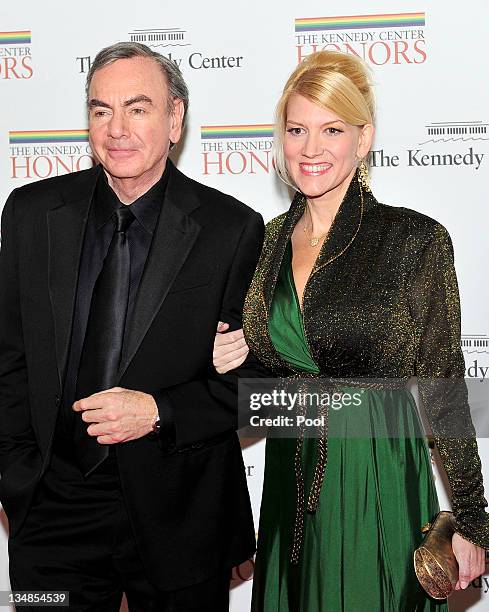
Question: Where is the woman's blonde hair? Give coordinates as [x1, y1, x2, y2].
[274, 51, 375, 187]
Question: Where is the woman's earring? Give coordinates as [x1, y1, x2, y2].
[357, 159, 371, 192]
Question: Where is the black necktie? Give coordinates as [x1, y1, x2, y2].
[74, 206, 135, 476]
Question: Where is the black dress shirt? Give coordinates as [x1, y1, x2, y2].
[56, 164, 170, 441]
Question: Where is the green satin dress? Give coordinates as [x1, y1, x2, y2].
[251, 242, 448, 612]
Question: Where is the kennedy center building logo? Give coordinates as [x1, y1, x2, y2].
[129, 27, 189, 47]
[424, 122, 488, 141]
[0, 30, 32, 79]
[201, 125, 274, 176]
[294, 12, 426, 65]
[9, 130, 95, 180]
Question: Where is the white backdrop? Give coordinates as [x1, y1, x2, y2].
[1, 1, 489, 609]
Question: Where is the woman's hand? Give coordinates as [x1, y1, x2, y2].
[213, 321, 249, 373]
[452, 532, 486, 589]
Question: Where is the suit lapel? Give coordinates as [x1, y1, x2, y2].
[47, 166, 101, 389]
[118, 164, 201, 380]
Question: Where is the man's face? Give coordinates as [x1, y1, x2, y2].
[88, 56, 183, 186]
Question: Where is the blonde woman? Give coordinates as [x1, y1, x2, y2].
[214, 51, 488, 611]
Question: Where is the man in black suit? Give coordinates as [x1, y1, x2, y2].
[0, 42, 263, 611]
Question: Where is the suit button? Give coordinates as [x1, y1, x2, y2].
[54, 395, 60, 406]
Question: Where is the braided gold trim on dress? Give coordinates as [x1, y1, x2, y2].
[290, 398, 307, 565]
[307, 402, 329, 513]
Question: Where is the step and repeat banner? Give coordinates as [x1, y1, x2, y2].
[1, 1, 489, 609]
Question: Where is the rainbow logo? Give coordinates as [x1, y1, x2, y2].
[0, 30, 31, 45]
[295, 13, 425, 32]
[201, 125, 274, 139]
[9, 130, 89, 144]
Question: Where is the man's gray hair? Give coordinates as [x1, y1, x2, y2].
[85, 41, 189, 124]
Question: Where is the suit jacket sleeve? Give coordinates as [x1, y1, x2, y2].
[0, 191, 39, 473]
[153, 210, 265, 450]
[410, 223, 489, 548]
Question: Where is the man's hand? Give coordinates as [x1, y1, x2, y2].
[73, 387, 158, 445]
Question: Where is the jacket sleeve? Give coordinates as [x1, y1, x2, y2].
[152, 210, 266, 451]
[409, 222, 489, 548]
[0, 191, 39, 473]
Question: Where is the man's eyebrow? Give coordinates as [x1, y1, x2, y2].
[123, 95, 153, 107]
[88, 95, 154, 109]
[88, 98, 111, 109]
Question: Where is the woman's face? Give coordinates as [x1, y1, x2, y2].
[283, 93, 373, 206]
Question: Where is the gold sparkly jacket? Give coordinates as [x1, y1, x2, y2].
[243, 173, 489, 549]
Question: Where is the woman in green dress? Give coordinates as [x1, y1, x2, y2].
[214, 51, 488, 610]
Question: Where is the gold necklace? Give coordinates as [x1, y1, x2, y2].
[302, 206, 329, 247]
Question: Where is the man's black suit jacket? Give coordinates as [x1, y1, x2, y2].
[0, 162, 264, 589]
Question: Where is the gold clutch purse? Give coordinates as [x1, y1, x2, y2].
[414, 511, 458, 599]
